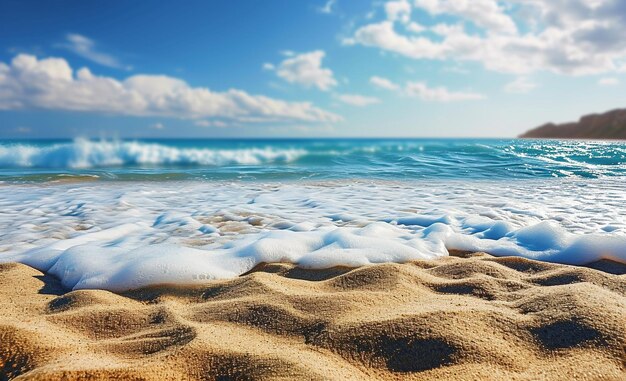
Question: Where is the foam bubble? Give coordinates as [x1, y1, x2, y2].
[0, 179, 625, 291]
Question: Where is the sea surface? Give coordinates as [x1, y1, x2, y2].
[1, 138, 626, 181]
[1, 138, 625, 291]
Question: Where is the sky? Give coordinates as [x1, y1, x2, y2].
[1, 0, 625, 139]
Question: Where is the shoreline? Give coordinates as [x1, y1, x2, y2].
[2, 176, 623, 186]
[3, 251, 625, 293]
[2, 253, 624, 380]
[2, 179, 626, 292]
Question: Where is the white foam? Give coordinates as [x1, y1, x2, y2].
[0, 179, 625, 291]
[0, 138, 306, 168]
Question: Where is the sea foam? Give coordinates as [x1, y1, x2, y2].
[0, 180, 625, 291]
[0, 138, 306, 168]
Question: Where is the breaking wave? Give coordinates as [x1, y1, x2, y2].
[0, 138, 307, 168]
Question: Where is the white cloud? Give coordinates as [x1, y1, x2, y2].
[350, 0, 626, 75]
[352, 21, 445, 60]
[404, 82, 485, 102]
[370, 75, 483, 102]
[262, 63, 275, 71]
[370, 76, 400, 91]
[505, 77, 538, 93]
[150, 122, 165, 130]
[0, 54, 342, 124]
[336, 93, 380, 106]
[58, 34, 129, 70]
[406, 22, 425, 33]
[269, 50, 338, 91]
[414, 0, 517, 34]
[598, 77, 619, 86]
[385, 0, 412, 23]
[431, 23, 464, 37]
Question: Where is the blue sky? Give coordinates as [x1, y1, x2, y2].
[1, 0, 625, 138]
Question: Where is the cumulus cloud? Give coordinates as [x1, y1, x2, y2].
[268, 50, 338, 91]
[505, 77, 538, 94]
[58, 34, 129, 70]
[406, 22, 425, 33]
[385, 0, 412, 23]
[352, 21, 445, 59]
[0, 54, 341, 124]
[370, 75, 484, 102]
[336, 93, 380, 106]
[349, 0, 626, 75]
[370, 76, 400, 90]
[415, 0, 517, 34]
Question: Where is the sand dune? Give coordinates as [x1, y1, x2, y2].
[1, 253, 625, 380]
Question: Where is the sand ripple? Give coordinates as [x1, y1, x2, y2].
[1, 254, 625, 380]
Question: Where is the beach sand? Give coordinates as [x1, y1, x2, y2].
[1, 253, 624, 380]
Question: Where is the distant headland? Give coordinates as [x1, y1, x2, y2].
[520, 108, 626, 140]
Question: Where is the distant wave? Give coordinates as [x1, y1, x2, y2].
[0, 139, 307, 168]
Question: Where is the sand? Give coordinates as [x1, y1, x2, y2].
[1, 252, 625, 380]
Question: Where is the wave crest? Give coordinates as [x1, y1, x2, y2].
[0, 139, 306, 168]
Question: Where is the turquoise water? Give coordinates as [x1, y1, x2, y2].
[2, 138, 626, 290]
[1, 138, 625, 182]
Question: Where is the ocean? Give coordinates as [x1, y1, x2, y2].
[1, 138, 625, 291]
[1, 138, 626, 181]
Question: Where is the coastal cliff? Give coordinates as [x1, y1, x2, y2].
[520, 108, 626, 139]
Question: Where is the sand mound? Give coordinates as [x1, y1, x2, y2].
[1, 255, 625, 380]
